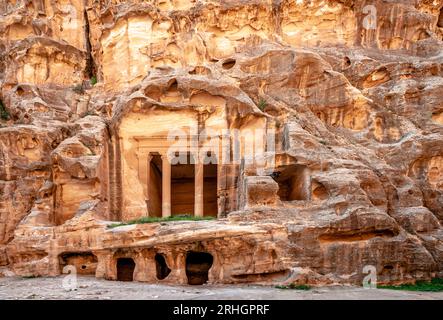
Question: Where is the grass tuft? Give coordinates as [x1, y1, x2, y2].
[108, 214, 215, 229]
[378, 278, 443, 292]
[257, 98, 267, 111]
[275, 284, 311, 290]
[0, 100, 10, 121]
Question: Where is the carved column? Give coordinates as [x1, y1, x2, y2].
[162, 153, 171, 218]
[145, 154, 152, 216]
[195, 154, 204, 217]
[137, 151, 149, 199]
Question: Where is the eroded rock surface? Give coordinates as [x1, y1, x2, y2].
[0, 0, 443, 286]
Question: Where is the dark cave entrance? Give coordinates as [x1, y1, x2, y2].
[185, 251, 213, 285]
[155, 253, 171, 280]
[222, 58, 236, 69]
[272, 164, 311, 201]
[438, 8, 443, 28]
[116, 258, 135, 281]
[203, 163, 218, 217]
[59, 252, 98, 275]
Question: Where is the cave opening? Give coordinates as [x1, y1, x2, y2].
[272, 164, 311, 201]
[155, 253, 171, 280]
[16, 86, 25, 96]
[185, 251, 213, 285]
[343, 56, 351, 68]
[311, 180, 328, 201]
[116, 258, 135, 281]
[222, 59, 236, 69]
[59, 252, 97, 275]
[167, 78, 178, 90]
[438, 8, 443, 28]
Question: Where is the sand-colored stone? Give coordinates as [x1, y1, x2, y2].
[0, 0, 442, 287]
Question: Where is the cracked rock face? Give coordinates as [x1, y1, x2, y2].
[0, 0, 443, 286]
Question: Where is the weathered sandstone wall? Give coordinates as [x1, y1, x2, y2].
[0, 0, 442, 286]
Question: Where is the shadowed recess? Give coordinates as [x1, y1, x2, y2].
[185, 251, 213, 285]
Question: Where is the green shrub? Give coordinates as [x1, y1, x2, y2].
[90, 76, 97, 86]
[108, 214, 215, 228]
[0, 100, 10, 121]
[378, 278, 443, 292]
[257, 98, 267, 111]
[275, 284, 311, 290]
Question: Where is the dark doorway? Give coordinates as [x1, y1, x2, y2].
[171, 153, 195, 216]
[438, 8, 443, 28]
[116, 258, 135, 281]
[155, 253, 171, 280]
[185, 251, 213, 285]
[204, 163, 218, 217]
[148, 154, 163, 217]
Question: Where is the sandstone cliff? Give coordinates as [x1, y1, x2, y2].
[0, 0, 443, 286]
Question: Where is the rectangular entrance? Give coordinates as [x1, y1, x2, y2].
[204, 163, 218, 217]
[145, 152, 218, 218]
[148, 154, 162, 217]
[171, 153, 195, 216]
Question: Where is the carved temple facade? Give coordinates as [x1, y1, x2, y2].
[113, 104, 271, 222]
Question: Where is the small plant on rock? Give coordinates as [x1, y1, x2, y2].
[108, 214, 215, 229]
[90, 76, 97, 86]
[0, 100, 10, 121]
[275, 284, 311, 290]
[257, 98, 267, 111]
[378, 278, 443, 292]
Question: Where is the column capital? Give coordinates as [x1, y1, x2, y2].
[136, 149, 151, 159]
[161, 153, 170, 161]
